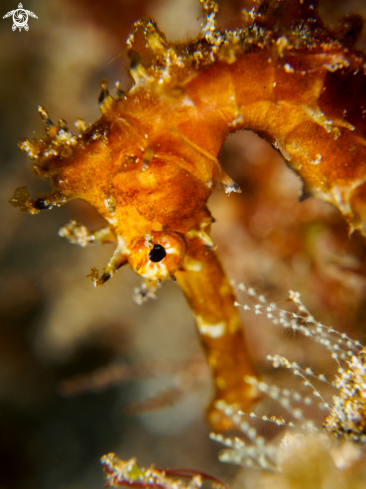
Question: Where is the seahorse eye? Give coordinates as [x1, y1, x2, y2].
[129, 233, 186, 280]
[149, 244, 166, 262]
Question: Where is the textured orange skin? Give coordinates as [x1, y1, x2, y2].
[10, 0, 366, 429]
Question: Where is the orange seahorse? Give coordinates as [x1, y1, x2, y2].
[9, 0, 366, 430]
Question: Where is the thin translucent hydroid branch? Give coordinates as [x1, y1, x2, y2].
[268, 354, 333, 387]
[235, 283, 363, 368]
[268, 354, 330, 411]
[245, 376, 318, 433]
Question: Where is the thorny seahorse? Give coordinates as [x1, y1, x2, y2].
[9, 0, 366, 430]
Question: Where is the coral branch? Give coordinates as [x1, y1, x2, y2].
[101, 453, 228, 489]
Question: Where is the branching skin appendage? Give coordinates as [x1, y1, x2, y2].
[9, 0, 366, 430]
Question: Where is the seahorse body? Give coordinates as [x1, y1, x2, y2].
[10, 0, 366, 429]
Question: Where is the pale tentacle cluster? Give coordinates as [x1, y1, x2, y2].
[210, 285, 366, 473]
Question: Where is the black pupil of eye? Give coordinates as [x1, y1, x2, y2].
[149, 244, 166, 262]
